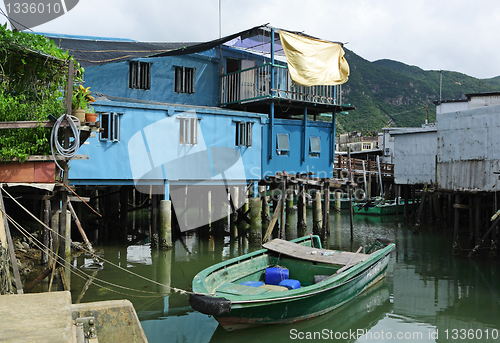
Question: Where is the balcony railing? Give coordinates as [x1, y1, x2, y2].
[220, 63, 339, 107]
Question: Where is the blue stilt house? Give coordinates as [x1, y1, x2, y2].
[48, 25, 353, 231]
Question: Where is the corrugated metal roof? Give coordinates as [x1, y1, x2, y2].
[389, 126, 437, 135]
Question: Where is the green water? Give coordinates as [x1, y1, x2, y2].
[69, 211, 500, 342]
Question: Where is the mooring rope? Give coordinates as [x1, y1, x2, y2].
[4, 212, 165, 298]
[1, 187, 192, 296]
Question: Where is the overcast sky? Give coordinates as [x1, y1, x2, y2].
[1, 0, 499, 79]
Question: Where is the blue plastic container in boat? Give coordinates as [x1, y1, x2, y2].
[239, 281, 264, 287]
[265, 267, 289, 285]
[278, 279, 301, 290]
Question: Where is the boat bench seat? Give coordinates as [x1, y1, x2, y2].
[216, 282, 270, 296]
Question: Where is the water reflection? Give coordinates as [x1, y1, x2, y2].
[69, 211, 500, 343]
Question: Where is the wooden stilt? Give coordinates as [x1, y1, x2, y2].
[285, 185, 294, 239]
[403, 185, 409, 221]
[41, 198, 51, 265]
[475, 195, 481, 246]
[297, 184, 307, 236]
[263, 197, 283, 243]
[453, 194, 461, 254]
[260, 186, 270, 236]
[280, 177, 286, 239]
[347, 148, 354, 241]
[395, 185, 399, 223]
[119, 185, 128, 241]
[323, 182, 330, 237]
[415, 191, 427, 230]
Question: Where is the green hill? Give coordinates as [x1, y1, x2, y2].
[336, 49, 500, 133]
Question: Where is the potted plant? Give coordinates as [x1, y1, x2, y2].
[72, 84, 95, 122]
[85, 106, 97, 123]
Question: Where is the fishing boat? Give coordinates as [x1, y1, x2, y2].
[189, 235, 395, 331]
[353, 197, 414, 215]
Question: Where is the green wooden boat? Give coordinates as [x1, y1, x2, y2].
[353, 198, 414, 215]
[189, 235, 395, 331]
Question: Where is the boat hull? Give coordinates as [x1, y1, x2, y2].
[207, 252, 391, 331]
[353, 200, 414, 215]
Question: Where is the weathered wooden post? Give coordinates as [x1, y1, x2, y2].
[403, 185, 409, 222]
[230, 186, 239, 238]
[312, 190, 322, 236]
[285, 184, 294, 238]
[347, 148, 354, 241]
[260, 186, 270, 236]
[119, 185, 128, 241]
[297, 184, 307, 236]
[280, 176, 286, 239]
[249, 197, 262, 245]
[42, 198, 51, 265]
[395, 185, 399, 223]
[323, 182, 330, 237]
[452, 194, 461, 254]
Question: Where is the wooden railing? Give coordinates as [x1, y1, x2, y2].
[334, 155, 394, 178]
[220, 63, 338, 106]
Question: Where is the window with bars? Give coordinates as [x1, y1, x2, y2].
[100, 112, 121, 142]
[179, 117, 198, 145]
[129, 61, 151, 90]
[175, 66, 195, 94]
[235, 121, 252, 147]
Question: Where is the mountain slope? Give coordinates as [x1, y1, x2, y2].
[336, 49, 500, 133]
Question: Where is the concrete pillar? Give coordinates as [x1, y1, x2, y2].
[158, 200, 172, 250]
[335, 191, 341, 213]
[312, 191, 322, 236]
[249, 197, 262, 245]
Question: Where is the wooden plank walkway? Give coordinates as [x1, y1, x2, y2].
[263, 239, 368, 266]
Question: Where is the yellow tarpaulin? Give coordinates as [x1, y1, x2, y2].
[279, 30, 349, 87]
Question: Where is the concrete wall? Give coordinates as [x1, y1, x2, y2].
[393, 130, 437, 185]
[437, 104, 500, 192]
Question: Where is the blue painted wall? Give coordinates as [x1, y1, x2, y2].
[261, 118, 335, 179]
[69, 100, 266, 186]
[83, 50, 220, 107]
[71, 40, 337, 185]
